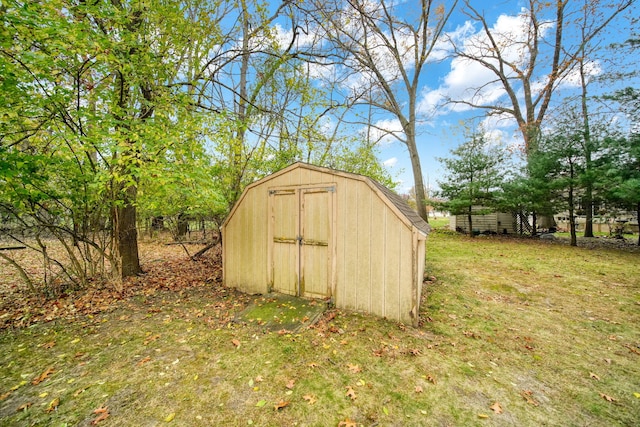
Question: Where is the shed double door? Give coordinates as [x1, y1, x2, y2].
[270, 186, 333, 298]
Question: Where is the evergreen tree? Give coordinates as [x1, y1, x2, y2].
[437, 132, 506, 237]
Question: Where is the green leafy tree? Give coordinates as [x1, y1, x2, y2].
[436, 132, 506, 237]
[532, 137, 582, 246]
[1, 0, 221, 286]
[449, 0, 634, 231]
[498, 165, 555, 236]
[599, 133, 640, 245]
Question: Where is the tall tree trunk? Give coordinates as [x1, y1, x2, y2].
[113, 184, 142, 278]
[406, 133, 429, 222]
[467, 206, 474, 238]
[111, 57, 143, 279]
[227, 0, 251, 210]
[568, 187, 577, 247]
[583, 180, 594, 237]
[637, 202, 640, 246]
[579, 47, 594, 238]
[568, 162, 577, 247]
[177, 213, 189, 239]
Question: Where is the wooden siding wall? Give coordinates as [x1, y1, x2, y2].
[333, 178, 417, 323]
[222, 164, 425, 325]
[221, 183, 269, 293]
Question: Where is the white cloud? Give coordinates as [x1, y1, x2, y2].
[559, 60, 602, 88]
[272, 23, 318, 50]
[332, 0, 458, 93]
[382, 157, 398, 167]
[481, 114, 525, 153]
[365, 118, 405, 145]
[418, 9, 555, 117]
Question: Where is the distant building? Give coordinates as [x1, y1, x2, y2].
[449, 208, 519, 235]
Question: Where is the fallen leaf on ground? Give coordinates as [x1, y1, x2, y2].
[600, 393, 617, 402]
[345, 386, 357, 400]
[164, 412, 176, 422]
[302, 394, 317, 404]
[137, 356, 151, 367]
[477, 413, 489, 419]
[415, 385, 423, 393]
[590, 372, 600, 380]
[255, 375, 263, 382]
[347, 363, 361, 373]
[255, 400, 267, 407]
[46, 397, 60, 413]
[274, 400, 290, 410]
[232, 339, 241, 348]
[285, 379, 295, 389]
[91, 411, 109, 425]
[490, 402, 503, 414]
[426, 374, 436, 384]
[41, 341, 56, 349]
[32, 367, 55, 385]
[91, 407, 110, 425]
[10, 381, 27, 391]
[16, 402, 32, 411]
[143, 334, 160, 345]
[338, 418, 357, 427]
[0, 392, 10, 401]
[74, 384, 92, 397]
[520, 390, 539, 406]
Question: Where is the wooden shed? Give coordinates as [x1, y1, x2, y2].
[450, 208, 517, 235]
[221, 162, 430, 326]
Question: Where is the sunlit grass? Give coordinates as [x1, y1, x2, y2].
[1, 232, 638, 426]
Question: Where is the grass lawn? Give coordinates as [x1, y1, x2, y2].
[0, 231, 638, 426]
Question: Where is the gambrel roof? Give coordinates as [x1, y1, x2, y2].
[226, 162, 430, 236]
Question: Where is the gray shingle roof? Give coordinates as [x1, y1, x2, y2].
[369, 179, 431, 236]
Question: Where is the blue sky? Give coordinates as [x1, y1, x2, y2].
[270, 0, 638, 195]
[376, 0, 637, 194]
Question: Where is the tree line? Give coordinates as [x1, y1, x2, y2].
[1, 0, 637, 296]
[436, 119, 639, 246]
[436, 7, 639, 246]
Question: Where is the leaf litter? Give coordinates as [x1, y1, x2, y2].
[0, 242, 234, 330]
